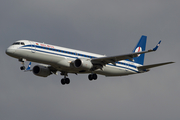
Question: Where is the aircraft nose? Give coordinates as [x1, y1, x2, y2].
[5, 47, 15, 56]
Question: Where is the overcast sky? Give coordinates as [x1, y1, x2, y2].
[0, 0, 180, 120]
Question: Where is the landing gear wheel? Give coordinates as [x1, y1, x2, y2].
[88, 74, 98, 81]
[61, 78, 66, 85]
[65, 78, 70, 84]
[88, 74, 93, 81]
[61, 78, 70, 85]
[20, 66, 25, 70]
[93, 74, 97, 80]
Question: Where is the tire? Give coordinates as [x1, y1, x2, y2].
[20, 66, 25, 70]
[61, 78, 66, 85]
[65, 78, 70, 84]
[88, 74, 93, 81]
[93, 74, 97, 80]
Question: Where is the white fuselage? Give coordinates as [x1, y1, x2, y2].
[6, 40, 143, 76]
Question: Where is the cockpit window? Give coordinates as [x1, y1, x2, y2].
[12, 42, 25, 45]
[12, 42, 20, 45]
[21, 42, 25, 45]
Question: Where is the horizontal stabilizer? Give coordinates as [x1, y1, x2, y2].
[137, 62, 174, 70]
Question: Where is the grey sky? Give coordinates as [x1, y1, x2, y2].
[0, 0, 179, 120]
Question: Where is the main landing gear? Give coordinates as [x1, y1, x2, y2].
[61, 78, 70, 85]
[60, 73, 98, 85]
[88, 73, 98, 81]
[60, 72, 70, 85]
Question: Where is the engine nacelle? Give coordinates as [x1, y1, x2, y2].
[32, 65, 51, 77]
[74, 59, 93, 70]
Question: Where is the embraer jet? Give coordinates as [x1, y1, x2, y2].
[6, 35, 174, 85]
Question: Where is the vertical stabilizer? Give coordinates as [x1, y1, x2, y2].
[132, 35, 147, 65]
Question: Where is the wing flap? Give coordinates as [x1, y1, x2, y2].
[137, 62, 174, 70]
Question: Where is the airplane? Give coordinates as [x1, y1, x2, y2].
[6, 35, 174, 85]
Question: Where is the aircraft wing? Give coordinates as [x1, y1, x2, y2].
[91, 41, 161, 65]
[137, 62, 174, 70]
[91, 50, 154, 65]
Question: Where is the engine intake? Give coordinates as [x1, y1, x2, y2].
[33, 65, 51, 77]
[74, 59, 93, 70]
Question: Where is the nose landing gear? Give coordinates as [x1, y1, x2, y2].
[19, 58, 26, 70]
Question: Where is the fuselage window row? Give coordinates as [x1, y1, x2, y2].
[38, 45, 95, 59]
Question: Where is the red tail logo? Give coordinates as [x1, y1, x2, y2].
[135, 47, 142, 57]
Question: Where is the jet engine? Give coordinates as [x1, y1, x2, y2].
[32, 65, 51, 77]
[73, 59, 93, 70]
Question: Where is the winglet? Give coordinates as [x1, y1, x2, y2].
[25, 62, 32, 71]
[153, 40, 161, 51]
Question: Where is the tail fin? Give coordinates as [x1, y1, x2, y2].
[132, 35, 147, 65]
